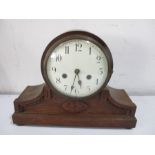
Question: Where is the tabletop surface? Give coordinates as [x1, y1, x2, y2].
[0, 95, 155, 135]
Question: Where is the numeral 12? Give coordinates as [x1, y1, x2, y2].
[75, 43, 82, 52]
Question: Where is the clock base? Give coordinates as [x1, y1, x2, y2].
[12, 84, 137, 128]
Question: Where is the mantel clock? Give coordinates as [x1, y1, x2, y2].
[12, 31, 137, 128]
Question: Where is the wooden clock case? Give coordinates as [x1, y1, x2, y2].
[12, 31, 137, 128]
[12, 84, 137, 128]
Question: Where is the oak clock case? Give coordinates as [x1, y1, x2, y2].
[12, 31, 137, 129]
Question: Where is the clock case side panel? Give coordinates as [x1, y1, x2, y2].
[12, 84, 137, 128]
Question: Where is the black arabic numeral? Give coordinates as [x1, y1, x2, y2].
[65, 46, 69, 54]
[74, 88, 79, 94]
[96, 79, 99, 85]
[89, 47, 91, 55]
[52, 67, 56, 72]
[56, 78, 61, 83]
[56, 55, 62, 62]
[96, 56, 102, 63]
[96, 56, 102, 60]
[64, 85, 68, 91]
[99, 68, 103, 75]
[87, 86, 91, 92]
[75, 43, 82, 52]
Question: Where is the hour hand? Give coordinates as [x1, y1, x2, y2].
[78, 79, 82, 88]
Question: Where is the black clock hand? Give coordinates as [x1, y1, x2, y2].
[74, 69, 82, 88]
[77, 75, 82, 88]
[70, 74, 77, 93]
[71, 69, 81, 93]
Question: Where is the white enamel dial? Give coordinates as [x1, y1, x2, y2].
[46, 39, 108, 98]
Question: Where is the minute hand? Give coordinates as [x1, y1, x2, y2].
[74, 69, 82, 88]
[77, 75, 82, 88]
[70, 74, 77, 93]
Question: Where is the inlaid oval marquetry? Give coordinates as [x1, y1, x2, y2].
[62, 101, 88, 113]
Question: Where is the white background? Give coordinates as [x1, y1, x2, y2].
[0, 0, 155, 155]
[0, 19, 155, 95]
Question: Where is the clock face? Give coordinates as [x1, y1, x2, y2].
[41, 31, 113, 99]
[46, 39, 109, 98]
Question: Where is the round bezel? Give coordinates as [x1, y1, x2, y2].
[41, 31, 113, 99]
